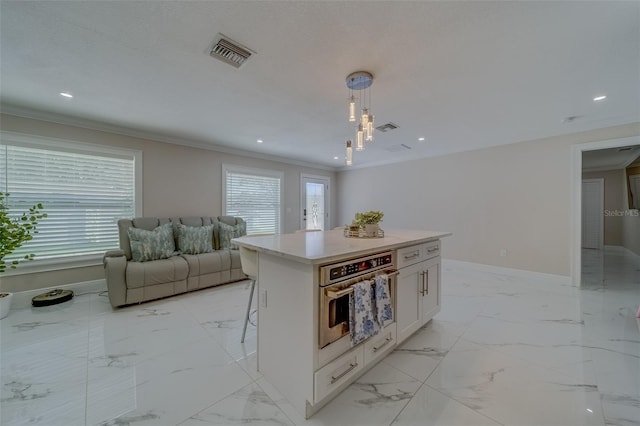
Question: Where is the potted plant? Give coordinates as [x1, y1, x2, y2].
[0, 192, 47, 319]
[353, 210, 384, 237]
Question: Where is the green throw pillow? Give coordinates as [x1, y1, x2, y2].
[128, 223, 175, 262]
[177, 224, 214, 254]
[218, 221, 247, 250]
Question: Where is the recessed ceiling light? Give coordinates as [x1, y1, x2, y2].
[593, 95, 607, 102]
[333, 156, 339, 160]
[59, 92, 73, 98]
[257, 139, 263, 144]
[418, 137, 425, 141]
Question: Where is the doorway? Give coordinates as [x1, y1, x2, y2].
[301, 174, 330, 230]
[572, 136, 640, 286]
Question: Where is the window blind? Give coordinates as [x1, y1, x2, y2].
[0, 143, 136, 262]
[224, 166, 282, 235]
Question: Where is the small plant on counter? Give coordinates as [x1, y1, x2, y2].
[353, 210, 384, 227]
[0, 192, 47, 273]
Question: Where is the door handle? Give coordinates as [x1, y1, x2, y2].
[419, 271, 425, 295]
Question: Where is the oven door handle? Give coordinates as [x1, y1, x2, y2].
[327, 287, 353, 299]
[326, 270, 398, 299]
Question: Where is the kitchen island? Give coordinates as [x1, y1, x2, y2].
[233, 228, 451, 418]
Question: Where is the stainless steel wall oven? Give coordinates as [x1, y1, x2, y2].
[319, 251, 397, 349]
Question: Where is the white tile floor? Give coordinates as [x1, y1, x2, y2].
[1, 247, 638, 426]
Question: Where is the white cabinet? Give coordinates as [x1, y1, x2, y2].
[363, 324, 396, 366]
[314, 345, 364, 403]
[396, 243, 441, 344]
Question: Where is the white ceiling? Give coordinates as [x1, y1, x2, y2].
[1, 1, 639, 170]
[582, 145, 640, 171]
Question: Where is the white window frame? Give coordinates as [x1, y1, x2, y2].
[1, 131, 142, 274]
[222, 164, 284, 235]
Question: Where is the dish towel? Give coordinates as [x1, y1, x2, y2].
[349, 279, 380, 345]
[374, 274, 394, 327]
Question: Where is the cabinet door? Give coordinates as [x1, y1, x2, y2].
[396, 261, 424, 344]
[421, 257, 440, 324]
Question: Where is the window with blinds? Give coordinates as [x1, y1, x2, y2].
[0, 135, 140, 265]
[223, 165, 283, 235]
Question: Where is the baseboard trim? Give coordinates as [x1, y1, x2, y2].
[9, 279, 107, 309]
[442, 259, 572, 286]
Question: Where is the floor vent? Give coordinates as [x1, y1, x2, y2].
[384, 144, 412, 153]
[208, 34, 254, 68]
[376, 122, 399, 132]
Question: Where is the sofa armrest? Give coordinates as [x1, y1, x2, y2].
[104, 252, 127, 308]
[103, 249, 125, 264]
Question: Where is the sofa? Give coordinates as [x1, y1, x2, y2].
[103, 216, 247, 308]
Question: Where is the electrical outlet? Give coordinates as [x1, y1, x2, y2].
[260, 289, 267, 308]
[500, 249, 507, 257]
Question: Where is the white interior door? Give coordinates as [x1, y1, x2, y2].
[582, 178, 604, 249]
[301, 175, 330, 230]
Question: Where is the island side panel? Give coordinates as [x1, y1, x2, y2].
[257, 251, 318, 414]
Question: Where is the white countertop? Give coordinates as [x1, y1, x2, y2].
[233, 228, 452, 264]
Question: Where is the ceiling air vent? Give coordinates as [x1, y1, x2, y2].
[376, 122, 398, 133]
[208, 34, 254, 68]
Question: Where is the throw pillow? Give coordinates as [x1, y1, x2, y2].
[177, 224, 214, 255]
[218, 221, 247, 250]
[217, 222, 235, 250]
[128, 223, 175, 262]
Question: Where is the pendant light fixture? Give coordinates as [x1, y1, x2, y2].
[345, 71, 375, 165]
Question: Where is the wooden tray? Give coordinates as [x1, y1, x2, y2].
[343, 228, 385, 238]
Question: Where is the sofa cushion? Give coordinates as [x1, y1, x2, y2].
[218, 221, 247, 250]
[177, 224, 214, 254]
[125, 256, 189, 288]
[127, 223, 175, 262]
[181, 250, 230, 276]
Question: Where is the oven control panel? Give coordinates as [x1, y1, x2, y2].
[321, 251, 394, 285]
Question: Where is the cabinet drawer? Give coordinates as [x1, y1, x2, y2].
[397, 244, 423, 268]
[397, 241, 440, 268]
[364, 324, 396, 365]
[314, 346, 364, 403]
[423, 240, 440, 260]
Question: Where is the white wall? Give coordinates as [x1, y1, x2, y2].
[337, 123, 640, 277]
[0, 113, 336, 292]
[582, 169, 624, 246]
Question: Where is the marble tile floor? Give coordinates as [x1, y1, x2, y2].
[1, 248, 638, 426]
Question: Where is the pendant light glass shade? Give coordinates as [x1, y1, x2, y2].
[361, 109, 369, 128]
[356, 124, 364, 151]
[348, 96, 356, 122]
[346, 140, 353, 166]
[366, 114, 374, 141]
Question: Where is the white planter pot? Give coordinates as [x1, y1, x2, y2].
[0, 292, 14, 319]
